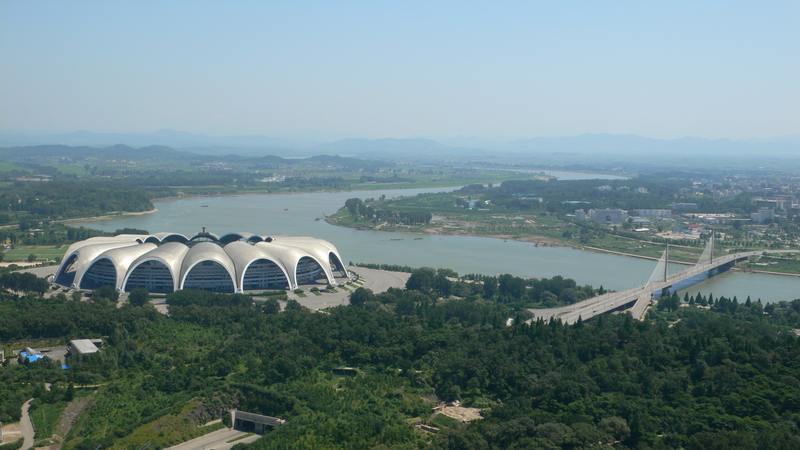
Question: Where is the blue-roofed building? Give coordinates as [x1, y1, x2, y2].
[18, 348, 45, 364]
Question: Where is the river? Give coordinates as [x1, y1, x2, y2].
[74, 182, 800, 303]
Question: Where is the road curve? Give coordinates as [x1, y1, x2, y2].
[20, 399, 34, 450]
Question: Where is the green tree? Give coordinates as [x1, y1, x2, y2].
[262, 298, 280, 314]
[406, 268, 436, 292]
[599, 416, 630, 443]
[128, 288, 149, 307]
[482, 276, 498, 299]
[94, 285, 119, 303]
[349, 287, 374, 307]
[285, 299, 304, 312]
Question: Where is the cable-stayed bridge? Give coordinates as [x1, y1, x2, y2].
[528, 236, 775, 324]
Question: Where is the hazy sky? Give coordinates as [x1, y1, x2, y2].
[1, 1, 798, 139]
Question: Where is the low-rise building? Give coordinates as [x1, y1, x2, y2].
[589, 208, 628, 225]
[69, 339, 102, 357]
[685, 213, 735, 224]
[18, 347, 44, 364]
[231, 410, 286, 434]
[751, 207, 774, 224]
[574, 208, 628, 225]
[633, 209, 672, 219]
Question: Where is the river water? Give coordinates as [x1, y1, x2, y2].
[75, 182, 800, 303]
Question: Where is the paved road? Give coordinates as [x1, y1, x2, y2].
[167, 428, 260, 450]
[17, 264, 58, 279]
[20, 399, 34, 450]
[288, 266, 410, 311]
[355, 266, 411, 293]
[142, 266, 408, 315]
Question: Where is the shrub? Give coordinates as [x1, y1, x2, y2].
[128, 288, 149, 307]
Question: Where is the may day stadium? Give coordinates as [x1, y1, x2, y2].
[54, 230, 350, 293]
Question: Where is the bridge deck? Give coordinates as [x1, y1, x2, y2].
[528, 251, 762, 324]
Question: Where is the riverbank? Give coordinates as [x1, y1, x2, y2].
[735, 267, 800, 277]
[48, 167, 632, 230]
[327, 214, 800, 278]
[326, 214, 692, 263]
[57, 208, 158, 225]
[61, 183, 463, 226]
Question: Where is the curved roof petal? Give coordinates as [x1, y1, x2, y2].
[179, 242, 237, 290]
[80, 243, 158, 290]
[262, 241, 335, 286]
[67, 241, 142, 288]
[224, 241, 291, 290]
[124, 242, 190, 291]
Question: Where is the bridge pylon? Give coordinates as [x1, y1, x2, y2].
[697, 232, 715, 266]
[646, 244, 670, 287]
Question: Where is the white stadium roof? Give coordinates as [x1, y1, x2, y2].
[55, 231, 349, 293]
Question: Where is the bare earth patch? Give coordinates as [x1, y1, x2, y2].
[0, 422, 22, 444]
[435, 404, 483, 423]
[53, 396, 93, 442]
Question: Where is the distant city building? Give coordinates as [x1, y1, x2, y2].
[633, 209, 672, 219]
[54, 230, 349, 294]
[511, 195, 544, 204]
[575, 208, 628, 225]
[14, 175, 52, 182]
[685, 213, 735, 224]
[259, 175, 286, 183]
[752, 196, 791, 211]
[751, 207, 774, 224]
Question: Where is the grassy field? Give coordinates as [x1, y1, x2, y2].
[581, 233, 703, 262]
[109, 399, 225, 449]
[0, 161, 26, 173]
[30, 400, 67, 443]
[743, 254, 800, 274]
[2, 244, 69, 262]
[328, 200, 712, 264]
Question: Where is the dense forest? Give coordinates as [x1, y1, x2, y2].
[480, 176, 756, 215]
[0, 181, 154, 225]
[345, 197, 433, 225]
[2, 272, 800, 448]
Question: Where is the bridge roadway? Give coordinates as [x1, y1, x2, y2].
[528, 251, 763, 325]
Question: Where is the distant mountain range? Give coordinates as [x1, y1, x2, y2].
[1, 130, 798, 163]
[0, 144, 192, 161]
[0, 130, 307, 156]
[0, 144, 390, 171]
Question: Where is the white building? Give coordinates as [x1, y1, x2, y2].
[633, 209, 672, 219]
[69, 339, 101, 357]
[55, 230, 349, 293]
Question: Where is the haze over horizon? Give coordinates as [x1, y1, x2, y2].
[2, 1, 798, 141]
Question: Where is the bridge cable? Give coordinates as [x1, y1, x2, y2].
[697, 232, 714, 266]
